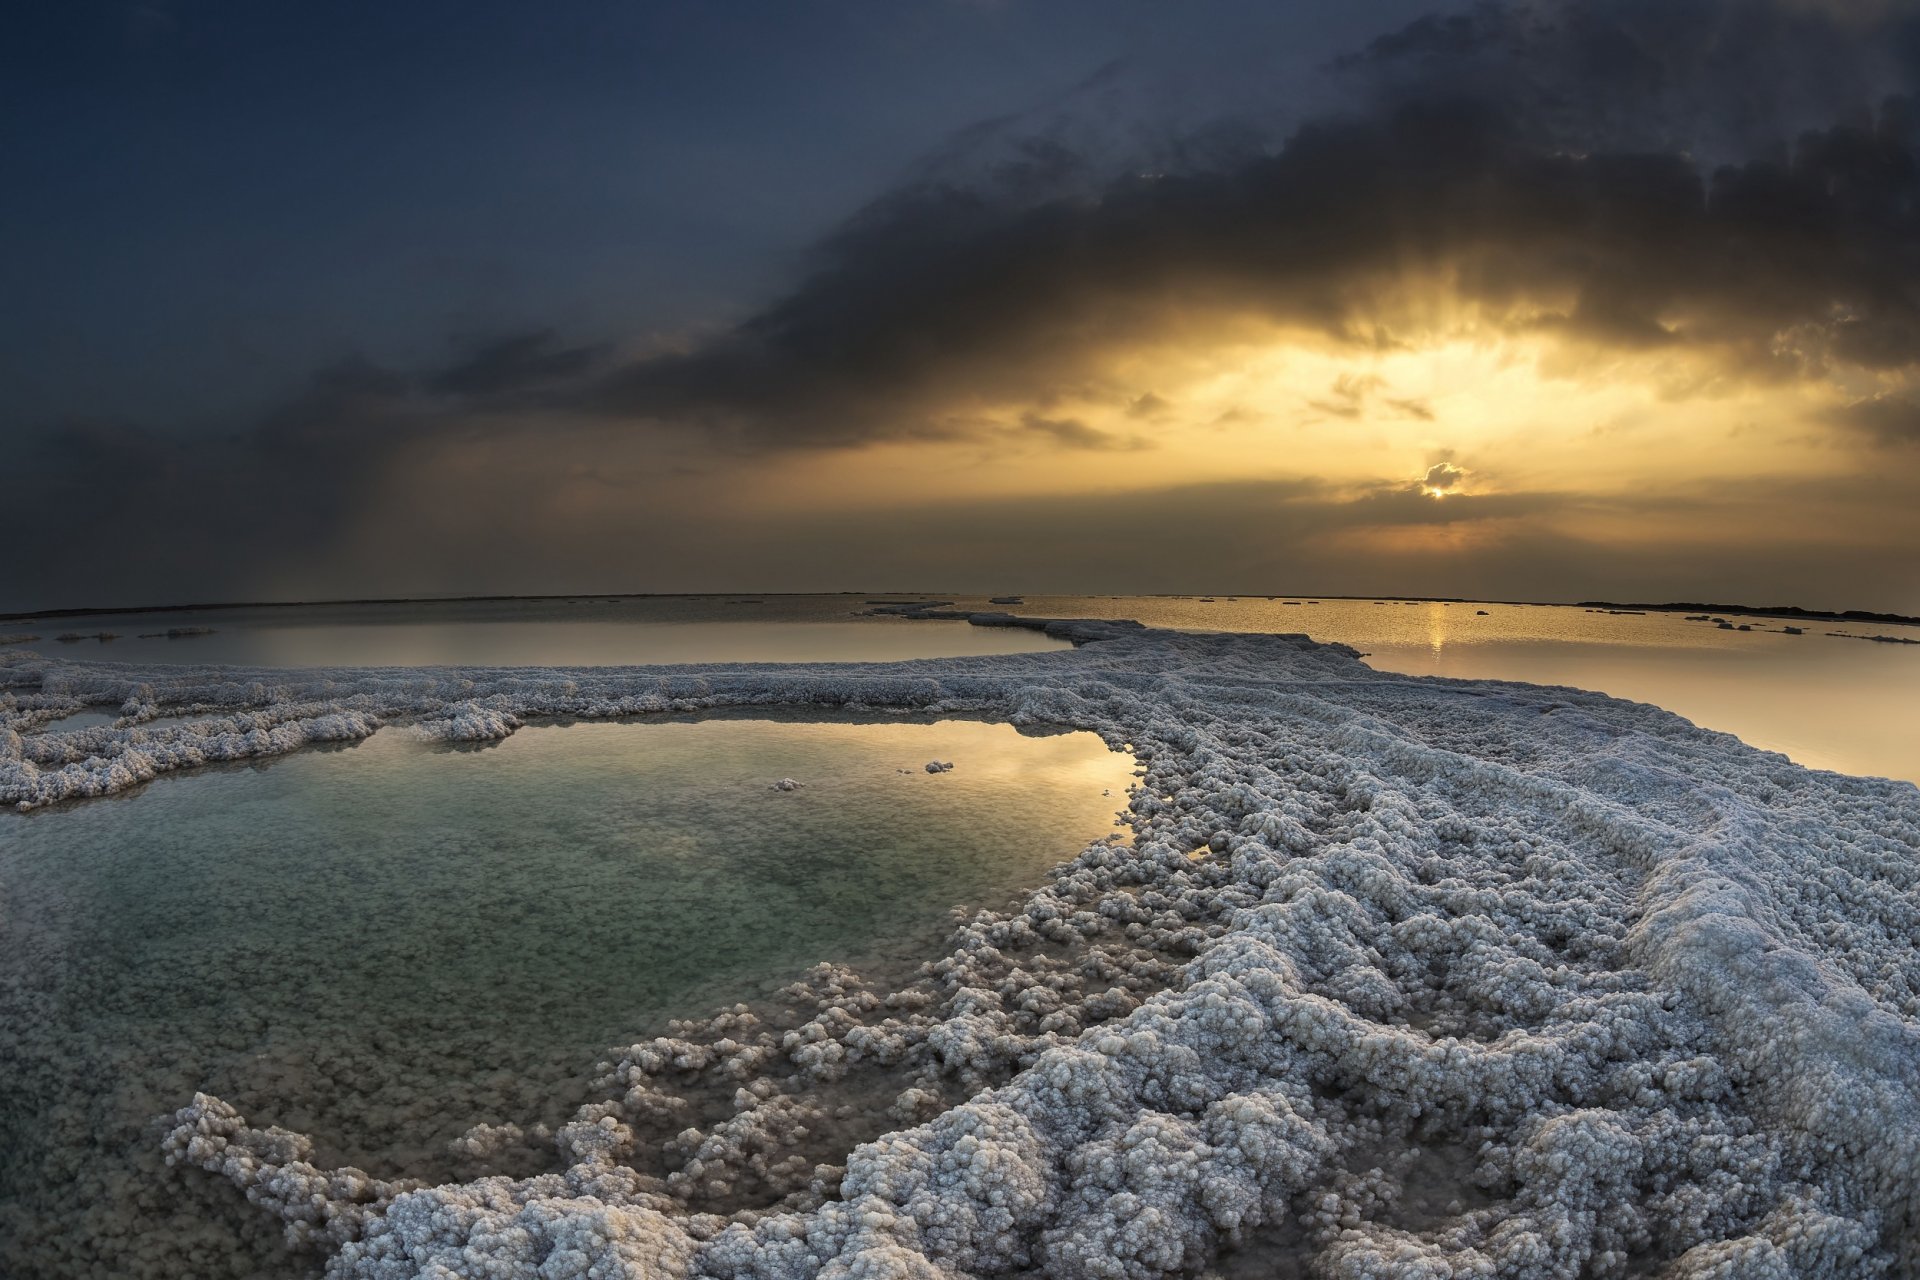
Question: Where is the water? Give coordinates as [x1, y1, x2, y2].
[11, 591, 1918, 782]
[1, 596, 1064, 666]
[6, 594, 1915, 1272]
[957, 595, 1920, 785]
[0, 717, 1133, 1279]
[1006, 594, 1920, 786]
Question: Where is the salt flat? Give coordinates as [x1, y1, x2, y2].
[3, 620, 1917, 1277]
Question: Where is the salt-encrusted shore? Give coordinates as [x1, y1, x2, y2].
[3, 620, 1918, 1277]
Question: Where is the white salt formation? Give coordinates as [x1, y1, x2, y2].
[413, 699, 524, 743]
[4, 620, 1919, 1277]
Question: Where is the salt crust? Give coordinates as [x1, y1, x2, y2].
[4, 620, 1918, 1277]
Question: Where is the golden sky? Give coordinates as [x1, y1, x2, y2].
[7, 0, 1920, 613]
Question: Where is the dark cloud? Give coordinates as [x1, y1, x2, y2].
[1831, 392, 1920, 443]
[1306, 374, 1434, 422]
[10, 0, 1920, 611]
[548, 0, 1920, 451]
[1307, 374, 1386, 420]
[1345, 0, 1918, 163]
[1126, 391, 1172, 419]
[427, 331, 605, 399]
[32, 0, 1920, 469]
[1017, 412, 1151, 451]
[0, 332, 616, 611]
[1424, 461, 1466, 490]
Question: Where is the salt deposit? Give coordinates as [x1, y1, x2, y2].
[413, 699, 523, 743]
[4, 618, 1918, 1277]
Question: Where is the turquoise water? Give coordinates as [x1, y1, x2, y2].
[0, 716, 1132, 1279]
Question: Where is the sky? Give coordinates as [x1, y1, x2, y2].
[6, 0, 1920, 613]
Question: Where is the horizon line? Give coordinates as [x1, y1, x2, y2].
[6, 591, 1919, 629]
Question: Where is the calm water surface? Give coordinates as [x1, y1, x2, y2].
[12, 591, 1918, 782]
[0, 717, 1132, 1278]
[968, 595, 1920, 785]
[3, 596, 1062, 666]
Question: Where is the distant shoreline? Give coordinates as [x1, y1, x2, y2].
[4, 591, 1916, 628]
[1576, 600, 1920, 628]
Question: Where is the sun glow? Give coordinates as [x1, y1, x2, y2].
[676, 316, 1876, 531]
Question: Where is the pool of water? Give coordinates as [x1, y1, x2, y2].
[33, 708, 121, 732]
[0, 716, 1133, 1280]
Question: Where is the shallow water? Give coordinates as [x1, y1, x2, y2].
[0, 717, 1132, 1279]
[11, 591, 1918, 782]
[959, 595, 1920, 784]
[2, 596, 1064, 666]
[33, 708, 120, 732]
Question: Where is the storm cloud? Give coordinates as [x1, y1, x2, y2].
[557, 0, 1920, 448]
[1832, 391, 1920, 444]
[7, 0, 1920, 610]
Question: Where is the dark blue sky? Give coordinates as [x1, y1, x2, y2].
[1, 0, 1428, 434]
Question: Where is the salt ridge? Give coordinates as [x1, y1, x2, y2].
[3, 621, 1917, 1276]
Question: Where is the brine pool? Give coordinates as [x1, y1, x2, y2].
[0, 715, 1134, 1279]
[16, 591, 1920, 782]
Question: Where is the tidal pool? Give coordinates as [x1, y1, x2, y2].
[0, 716, 1133, 1279]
